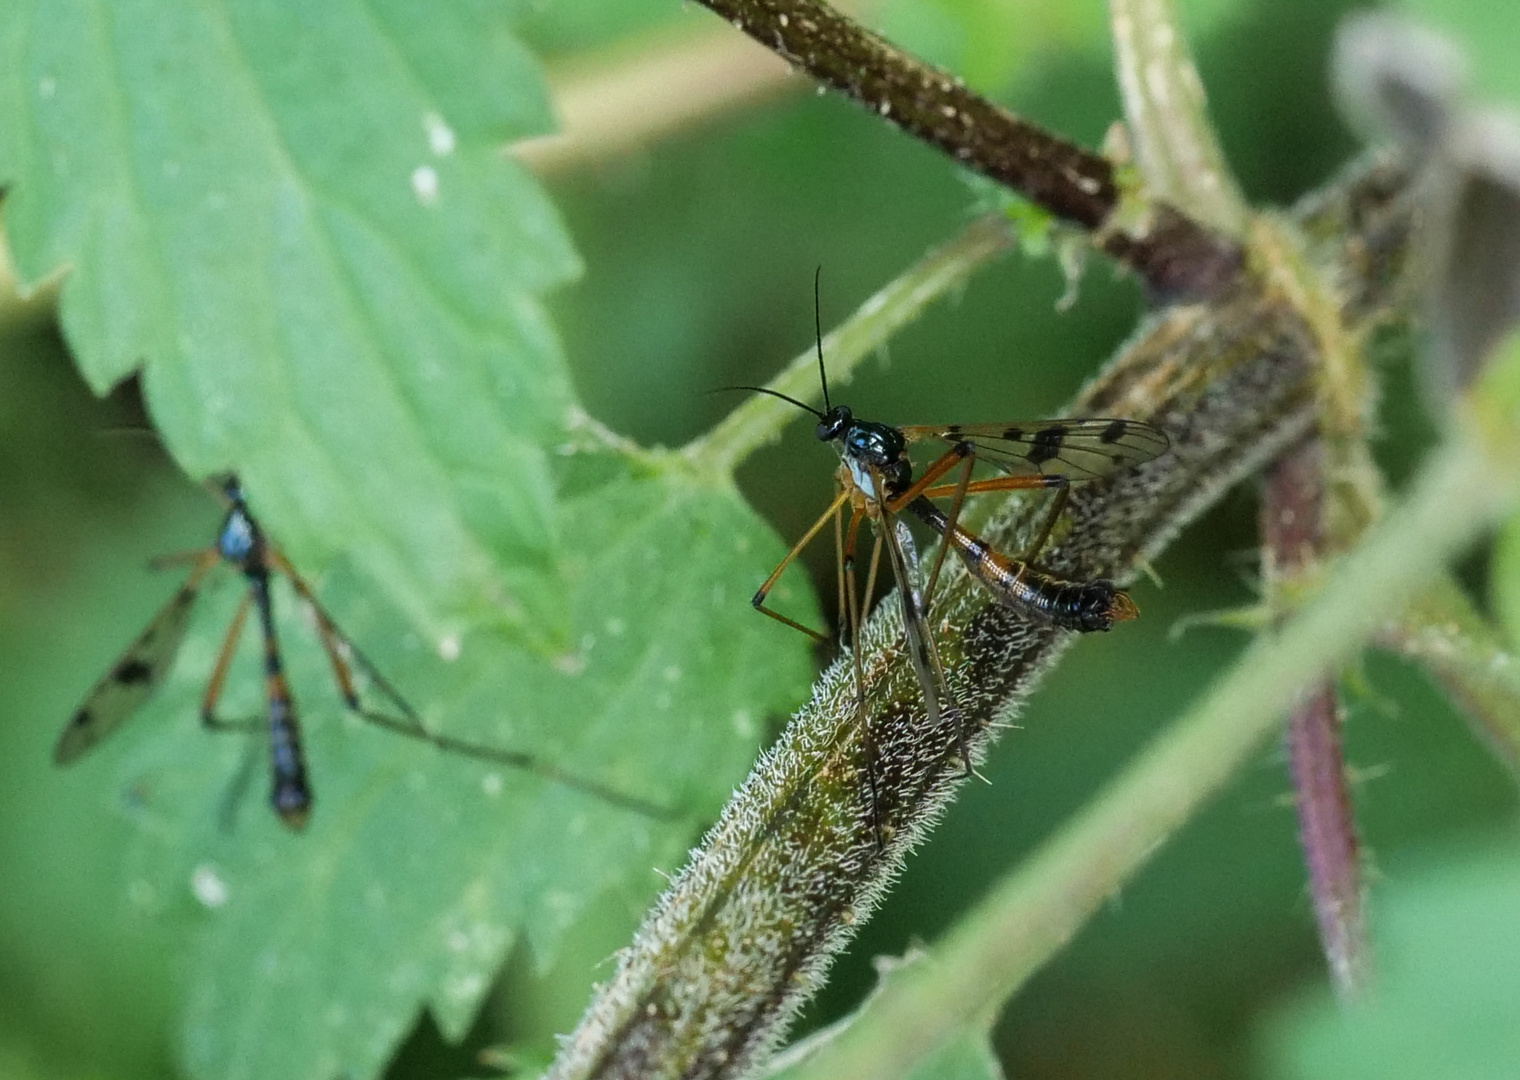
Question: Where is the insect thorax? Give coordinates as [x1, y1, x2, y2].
[217, 507, 262, 566]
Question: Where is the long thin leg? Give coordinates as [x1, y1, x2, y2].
[840, 506, 867, 713]
[924, 472, 1071, 563]
[150, 549, 215, 572]
[199, 593, 261, 734]
[753, 487, 854, 643]
[833, 498, 847, 626]
[271, 554, 362, 711]
[917, 474, 1065, 500]
[273, 555, 677, 819]
[1021, 483, 1071, 565]
[920, 452, 976, 619]
[850, 526, 886, 844]
[860, 517, 884, 624]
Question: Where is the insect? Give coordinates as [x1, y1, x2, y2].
[56, 476, 668, 826]
[743, 283, 1169, 815]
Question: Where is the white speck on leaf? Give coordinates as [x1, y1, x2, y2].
[732, 709, 756, 738]
[605, 616, 626, 636]
[663, 665, 682, 682]
[481, 772, 503, 796]
[411, 165, 439, 205]
[191, 865, 230, 909]
[438, 634, 462, 661]
[38, 76, 55, 98]
[423, 112, 456, 156]
[553, 651, 585, 676]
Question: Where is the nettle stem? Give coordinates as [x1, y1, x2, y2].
[545, 157, 1415, 1080]
[694, 0, 1241, 299]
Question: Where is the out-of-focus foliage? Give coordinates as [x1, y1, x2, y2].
[1256, 838, 1520, 1080]
[762, 951, 1004, 1080]
[1400, 0, 1520, 104]
[1, 2, 1516, 1080]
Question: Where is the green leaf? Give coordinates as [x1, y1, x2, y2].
[1255, 841, 1520, 1080]
[900, 1031, 1004, 1080]
[70, 449, 814, 1080]
[0, 0, 576, 647]
[0, 7, 822, 1078]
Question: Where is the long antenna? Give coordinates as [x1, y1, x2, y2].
[813, 266, 832, 412]
[716, 384, 823, 419]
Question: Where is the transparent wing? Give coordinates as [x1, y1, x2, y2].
[898, 418, 1170, 482]
[872, 475, 953, 730]
[54, 552, 219, 763]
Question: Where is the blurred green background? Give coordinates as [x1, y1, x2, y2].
[2, 0, 1518, 1078]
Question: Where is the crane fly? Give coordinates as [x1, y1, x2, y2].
[742, 279, 1169, 833]
[57, 476, 670, 827]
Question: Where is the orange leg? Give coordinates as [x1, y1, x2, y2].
[273, 554, 675, 818]
[150, 548, 217, 572]
[920, 452, 976, 618]
[921, 473, 1071, 564]
[272, 552, 364, 710]
[753, 487, 854, 644]
[200, 593, 259, 732]
[918, 474, 1063, 499]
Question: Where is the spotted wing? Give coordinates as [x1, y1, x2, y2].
[54, 553, 218, 764]
[899, 418, 1170, 482]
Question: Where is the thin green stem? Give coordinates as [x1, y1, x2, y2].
[1380, 575, 1520, 779]
[688, 214, 1015, 477]
[779, 431, 1516, 1080]
[1110, 0, 1248, 236]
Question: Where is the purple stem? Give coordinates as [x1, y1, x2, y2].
[1262, 437, 1370, 1000]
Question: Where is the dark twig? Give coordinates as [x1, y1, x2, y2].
[694, 0, 1242, 300]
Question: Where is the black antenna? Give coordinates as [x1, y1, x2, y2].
[715, 384, 823, 419]
[813, 266, 831, 412]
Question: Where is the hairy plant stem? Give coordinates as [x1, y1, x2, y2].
[773, 426, 1516, 1080]
[1378, 576, 1520, 777]
[691, 0, 1241, 300]
[544, 156, 1417, 1080]
[1263, 439, 1369, 1001]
